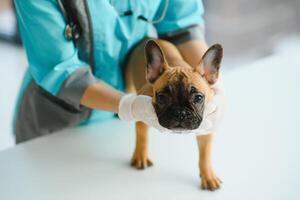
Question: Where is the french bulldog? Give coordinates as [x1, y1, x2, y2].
[125, 39, 223, 190]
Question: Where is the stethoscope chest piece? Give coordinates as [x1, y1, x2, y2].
[64, 23, 80, 41]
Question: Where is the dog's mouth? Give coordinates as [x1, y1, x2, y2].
[158, 113, 203, 132]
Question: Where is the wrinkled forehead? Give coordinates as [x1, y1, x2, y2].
[159, 77, 188, 96]
[153, 67, 209, 94]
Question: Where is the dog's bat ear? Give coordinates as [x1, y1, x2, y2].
[196, 44, 223, 84]
[144, 39, 168, 84]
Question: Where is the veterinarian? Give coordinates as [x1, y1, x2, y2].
[13, 0, 222, 143]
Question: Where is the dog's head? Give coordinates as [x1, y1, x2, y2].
[145, 40, 223, 131]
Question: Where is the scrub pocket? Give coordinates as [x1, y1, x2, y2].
[15, 81, 91, 143]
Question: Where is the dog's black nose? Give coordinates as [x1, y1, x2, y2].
[174, 109, 187, 121]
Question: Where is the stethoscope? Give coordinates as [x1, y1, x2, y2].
[62, 0, 169, 40]
[110, 0, 169, 24]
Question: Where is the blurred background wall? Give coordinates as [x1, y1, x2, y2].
[204, 0, 300, 67]
[0, 0, 300, 151]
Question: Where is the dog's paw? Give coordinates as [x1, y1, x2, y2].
[130, 150, 153, 170]
[200, 169, 222, 191]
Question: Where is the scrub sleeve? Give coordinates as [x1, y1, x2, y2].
[14, 0, 97, 143]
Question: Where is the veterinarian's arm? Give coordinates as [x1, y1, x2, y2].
[81, 82, 123, 113]
[15, 0, 101, 111]
[81, 82, 168, 132]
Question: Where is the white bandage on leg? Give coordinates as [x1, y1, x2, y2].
[195, 81, 226, 136]
[118, 94, 169, 132]
[118, 94, 137, 121]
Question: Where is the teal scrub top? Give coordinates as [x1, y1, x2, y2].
[14, 0, 205, 124]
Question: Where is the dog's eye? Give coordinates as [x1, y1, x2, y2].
[157, 93, 168, 105]
[194, 94, 204, 104]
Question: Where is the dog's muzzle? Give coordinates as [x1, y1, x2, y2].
[157, 106, 203, 131]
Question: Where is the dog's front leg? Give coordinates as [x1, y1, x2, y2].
[197, 134, 222, 190]
[131, 121, 153, 169]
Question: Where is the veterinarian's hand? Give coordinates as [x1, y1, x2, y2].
[118, 94, 169, 132]
[195, 82, 225, 135]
